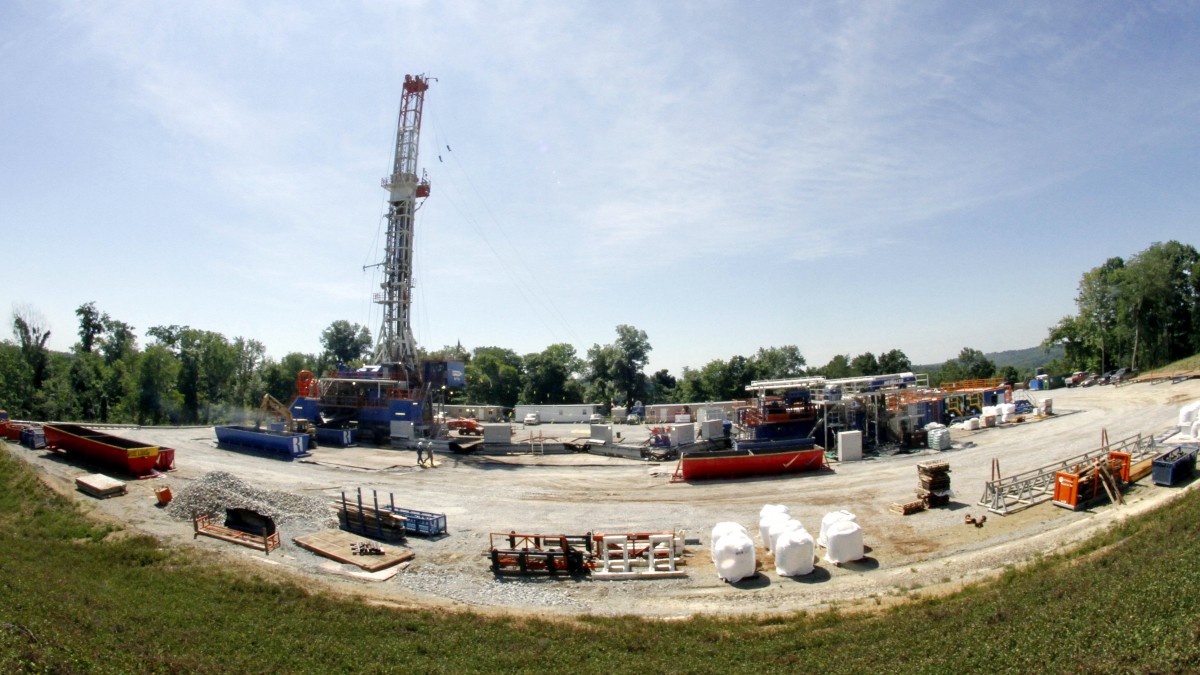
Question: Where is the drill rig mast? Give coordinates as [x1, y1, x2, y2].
[373, 73, 432, 371]
[289, 75, 436, 445]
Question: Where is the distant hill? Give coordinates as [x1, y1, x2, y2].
[915, 344, 1064, 374]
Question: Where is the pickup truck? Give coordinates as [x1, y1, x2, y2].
[446, 418, 485, 435]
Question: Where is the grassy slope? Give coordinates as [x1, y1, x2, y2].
[2, 445, 1199, 673]
[1140, 353, 1200, 377]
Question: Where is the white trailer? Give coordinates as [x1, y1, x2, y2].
[513, 404, 601, 424]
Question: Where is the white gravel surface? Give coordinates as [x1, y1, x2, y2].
[8, 379, 1200, 617]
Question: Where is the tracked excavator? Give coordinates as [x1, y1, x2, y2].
[255, 394, 318, 447]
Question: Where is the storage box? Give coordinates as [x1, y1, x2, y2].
[1152, 447, 1197, 487]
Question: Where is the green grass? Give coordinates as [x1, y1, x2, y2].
[3, 445, 1200, 673]
[1140, 352, 1200, 377]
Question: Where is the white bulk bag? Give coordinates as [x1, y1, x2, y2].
[758, 504, 790, 544]
[759, 504, 790, 519]
[712, 532, 756, 583]
[817, 510, 856, 548]
[767, 517, 803, 555]
[711, 522, 748, 558]
[823, 520, 864, 564]
[759, 510, 790, 549]
[774, 528, 815, 576]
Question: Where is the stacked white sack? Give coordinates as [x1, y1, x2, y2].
[774, 528, 815, 576]
[928, 428, 951, 450]
[817, 510, 856, 548]
[823, 520, 864, 564]
[998, 403, 1017, 424]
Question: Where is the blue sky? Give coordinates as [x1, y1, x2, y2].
[3, 1, 1199, 375]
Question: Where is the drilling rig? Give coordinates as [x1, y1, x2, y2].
[291, 74, 462, 445]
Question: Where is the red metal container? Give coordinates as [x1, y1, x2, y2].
[680, 447, 827, 481]
[44, 424, 160, 477]
[3, 422, 25, 442]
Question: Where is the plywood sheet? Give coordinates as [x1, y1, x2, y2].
[75, 473, 127, 498]
[293, 529, 414, 571]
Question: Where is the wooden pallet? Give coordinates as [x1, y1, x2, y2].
[75, 474, 127, 499]
[293, 529, 414, 571]
[889, 499, 926, 515]
[193, 514, 280, 554]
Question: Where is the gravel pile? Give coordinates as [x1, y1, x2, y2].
[394, 567, 588, 609]
[166, 471, 336, 530]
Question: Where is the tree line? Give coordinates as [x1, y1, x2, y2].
[1044, 240, 1200, 374]
[4, 302, 990, 422]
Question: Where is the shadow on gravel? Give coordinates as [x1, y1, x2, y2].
[837, 556, 880, 573]
[781, 566, 833, 584]
[729, 573, 772, 590]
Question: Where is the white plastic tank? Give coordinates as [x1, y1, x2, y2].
[774, 528, 815, 576]
[818, 510, 857, 548]
[823, 520, 864, 564]
[712, 531, 756, 583]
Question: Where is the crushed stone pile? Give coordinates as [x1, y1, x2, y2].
[166, 471, 336, 530]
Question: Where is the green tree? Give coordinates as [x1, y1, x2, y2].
[75, 302, 105, 354]
[877, 349, 912, 374]
[0, 342, 32, 417]
[748, 346, 807, 381]
[850, 352, 880, 376]
[12, 305, 51, 390]
[136, 345, 181, 424]
[464, 347, 522, 408]
[230, 337, 268, 409]
[99, 317, 137, 365]
[521, 343, 583, 404]
[646, 369, 677, 404]
[938, 347, 996, 385]
[673, 367, 703, 404]
[819, 354, 853, 379]
[155, 327, 237, 423]
[321, 320, 372, 365]
[585, 325, 652, 406]
[263, 353, 317, 403]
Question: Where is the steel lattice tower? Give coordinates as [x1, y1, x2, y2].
[373, 74, 431, 369]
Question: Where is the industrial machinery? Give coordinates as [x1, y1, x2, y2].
[255, 394, 316, 444]
[290, 74, 461, 444]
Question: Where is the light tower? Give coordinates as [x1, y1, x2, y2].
[373, 73, 432, 370]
